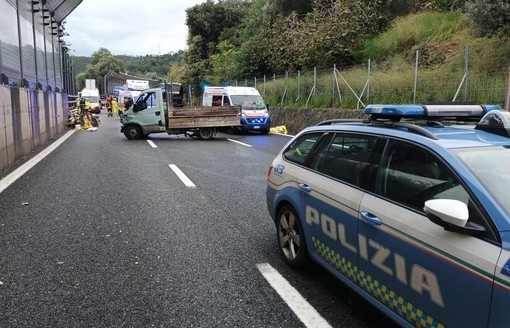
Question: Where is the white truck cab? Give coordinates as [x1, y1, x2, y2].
[202, 86, 270, 134]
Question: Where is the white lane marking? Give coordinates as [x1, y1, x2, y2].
[272, 132, 294, 137]
[227, 138, 252, 147]
[146, 140, 157, 148]
[168, 164, 196, 188]
[0, 129, 76, 194]
[256, 263, 332, 328]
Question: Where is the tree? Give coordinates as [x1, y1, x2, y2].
[75, 48, 124, 92]
[256, 0, 383, 72]
[465, 0, 510, 37]
[263, 0, 313, 21]
[208, 40, 240, 84]
[184, 0, 249, 90]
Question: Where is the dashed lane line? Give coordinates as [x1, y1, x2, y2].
[256, 263, 332, 328]
[146, 140, 158, 148]
[168, 164, 196, 188]
[227, 138, 252, 147]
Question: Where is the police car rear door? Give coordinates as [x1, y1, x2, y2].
[357, 139, 497, 327]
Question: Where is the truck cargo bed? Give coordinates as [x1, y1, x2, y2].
[168, 106, 241, 128]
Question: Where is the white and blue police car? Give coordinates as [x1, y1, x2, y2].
[266, 103, 510, 328]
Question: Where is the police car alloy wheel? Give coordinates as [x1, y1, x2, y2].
[276, 204, 310, 269]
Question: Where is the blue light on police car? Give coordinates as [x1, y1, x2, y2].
[365, 103, 502, 120]
[365, 104, 425, 116]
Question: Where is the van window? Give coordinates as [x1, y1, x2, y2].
[212, 96, 222, 106]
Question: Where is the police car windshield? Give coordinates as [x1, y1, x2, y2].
[454, 146, 510, 218]
[230, 95, 265, 109]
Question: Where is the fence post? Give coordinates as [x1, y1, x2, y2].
[413, 50, 419, 104]
[464, 45, 469, 101]
[505, 66, 510, 111]
[367, 59, 371, 104]
[296, 70, 300, 102]
[314, 67, 317, 98]
[273, 74, 276, 96]
[263, 75, 266, 97]
[332, 64, 336, 105]
[281, 71, 288, 107]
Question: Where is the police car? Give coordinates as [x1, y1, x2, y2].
[266, 103, 510, 328]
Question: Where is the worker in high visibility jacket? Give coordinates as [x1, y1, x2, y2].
[112, 97, 118, 116]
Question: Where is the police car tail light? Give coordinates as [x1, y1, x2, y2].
[267, 164, 273, 177]
[364, 103, 501, 121]
[475, 110, 510, 137]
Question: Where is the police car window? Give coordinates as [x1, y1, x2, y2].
[283, 132, 323, 165]
[312, 133, 376, 187]
[376, 140, 468, 212]
[455, 146, 510, 219]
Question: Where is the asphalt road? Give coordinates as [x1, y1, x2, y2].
[0, 113, 395, 327]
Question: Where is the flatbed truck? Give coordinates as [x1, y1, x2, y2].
[120, 83, 241, 140]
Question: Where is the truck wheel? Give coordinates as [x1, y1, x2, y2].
[197, 127, 214, 140]
[261, 129, 270, 135]
[124, 125, 143, 140]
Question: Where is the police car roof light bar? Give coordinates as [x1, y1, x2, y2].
[365, 103, 502, 121]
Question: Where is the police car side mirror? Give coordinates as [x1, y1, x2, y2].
[424, 199, 485, 236]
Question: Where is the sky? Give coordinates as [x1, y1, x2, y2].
[64, 0, 207, 57]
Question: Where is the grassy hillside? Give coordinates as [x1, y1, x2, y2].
[263, 11, 510, 108]
[358, 11, 509, 74]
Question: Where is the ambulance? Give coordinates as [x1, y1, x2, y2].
[80, 88, 101, 114]
[202, 86, 270, 134]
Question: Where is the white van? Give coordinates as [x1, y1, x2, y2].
[202, 86, 270, 134]
[80, 88, 101, 114]
[118, 90, 133, 111]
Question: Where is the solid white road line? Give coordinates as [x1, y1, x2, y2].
[0, 129, 77, 194]
[146, 140, 157, 148]
[168, 164, 196, 188]
[256, 263, 332, 328]
[227, 138, 252, 147]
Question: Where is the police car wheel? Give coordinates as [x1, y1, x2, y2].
[276, 205, 310, 269]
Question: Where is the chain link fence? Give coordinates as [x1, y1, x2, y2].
[227, 48, 509, 109]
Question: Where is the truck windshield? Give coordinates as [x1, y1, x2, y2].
[230, 95, 266, 109]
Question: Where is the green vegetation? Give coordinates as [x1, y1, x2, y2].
[69, 0, 510, 107]
[71, 49, 184, 92]
[246, 10, 509, 109]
